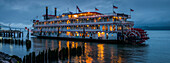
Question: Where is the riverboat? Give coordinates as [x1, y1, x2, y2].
[31, 6, 149, 44]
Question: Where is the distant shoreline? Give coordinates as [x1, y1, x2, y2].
[143, 29, 170, 30]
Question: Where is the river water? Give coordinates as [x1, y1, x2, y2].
[0, 30, 170, 63]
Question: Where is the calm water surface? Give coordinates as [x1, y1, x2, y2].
[0, 30, 170, 63]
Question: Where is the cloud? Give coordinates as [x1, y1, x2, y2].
[0, 0, 170, 28]
[0, 22, 32, 28]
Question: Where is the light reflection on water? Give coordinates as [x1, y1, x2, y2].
[31, 37, 148, 63]
[1, 30, 170, 62]
[0, 37, 148, 63]
[12, 30, 170, 63]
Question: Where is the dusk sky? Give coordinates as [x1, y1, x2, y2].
[0, 0, 170, 28]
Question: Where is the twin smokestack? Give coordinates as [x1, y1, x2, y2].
[46, 6, 57, 20]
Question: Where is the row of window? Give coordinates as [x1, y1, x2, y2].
[35, 16, 126, 25]
[34, 31, 116, 37]
[34, 25, 122, 31]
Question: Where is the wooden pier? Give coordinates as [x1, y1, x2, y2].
[0, 30, 23, 38]
[0, 29, 32, 51]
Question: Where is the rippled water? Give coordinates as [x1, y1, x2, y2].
[0, 30, 170, 63]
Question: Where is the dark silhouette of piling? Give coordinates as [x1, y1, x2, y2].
[22, 46, 84, 63]
[26, 39, 31, 51]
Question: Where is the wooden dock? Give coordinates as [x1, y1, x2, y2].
[0, 30, 23, 38]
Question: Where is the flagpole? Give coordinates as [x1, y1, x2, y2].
[67, 8, 69, 13]
[130, 8, 131, 16]
[76, 6, 77, 13]
[113, 4, 114, 14]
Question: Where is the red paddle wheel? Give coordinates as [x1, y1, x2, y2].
[125, 28, 149, 43]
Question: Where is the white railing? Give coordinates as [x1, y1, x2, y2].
[35, 21, 116, 27]
[35, 21, 134, 27]
[33, 28, 100, 32]
[38, 14, 115, 22]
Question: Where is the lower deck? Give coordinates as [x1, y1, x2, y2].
[36, 36, 125, 44]
[33, 32, 121, 40]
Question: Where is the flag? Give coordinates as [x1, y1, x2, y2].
[130, 9, 134, 12]
[95, 7, 99, 11]
[113, 11, 116, 14]
[25, 27, 27, 29]
[76, 5, 82, 12]
[36, 20, 39, 22]
[33, 20, 36, 23]
[113, 5, 118, 9]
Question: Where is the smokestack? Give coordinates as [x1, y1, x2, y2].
[46, 6, 48, 20]
[55, 8, 57, 16]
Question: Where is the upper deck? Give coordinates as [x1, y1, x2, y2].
[41, 12, 130, 22]
[33, 12, 133, 28]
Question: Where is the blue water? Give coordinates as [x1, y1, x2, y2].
[0, 30, 170, 63]
[145, 30, 170, 63]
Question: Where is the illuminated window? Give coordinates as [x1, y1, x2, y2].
[68, 15, 71, 18]
[79, 14, 83, 15]
[98, 25, 100, 27]
[87, 18, 89, 21]
[94, 19, 96, 22]
[118, 26, 122, 30]
[67, 27, 70, 30]
[87, 34, 89, 37]
[106, 26, 108, 31]
[73, 15, 78, 17]
[62, 15, 65, 17]
[67, 20, 70, 24]
[113, 25, 115, 31]
[101, 32, 105, 35]
[80, 33, 82, 36]
[56, 16, 59, 18]
[116, 17, 118, 20]
[107, 18, 110, 22]
[113, 16, 116, 19]
[110, 25, 113, 31]
[76, 19, 79, 23]
[87, 25, 89, 27]
[106, 33, 108, 36]
[97, 17, 101, 22]
[98, 32, 101, 37]
[119, 17, 122, 19]
[99, 17, 101, 19]
[44, 22, 46, 25]
[94, 27, 96, 29]
[66, 32, 70, 36]
[59, 21, 62, 24]
[50, 21, 53, 25]
[102, 25, 105, 31]
[76, 33, 79, 36]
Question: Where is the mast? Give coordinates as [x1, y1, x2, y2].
[55, 7, 57, 16]
[46, 6, 48, 20]
[113, 4, 114, 14]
